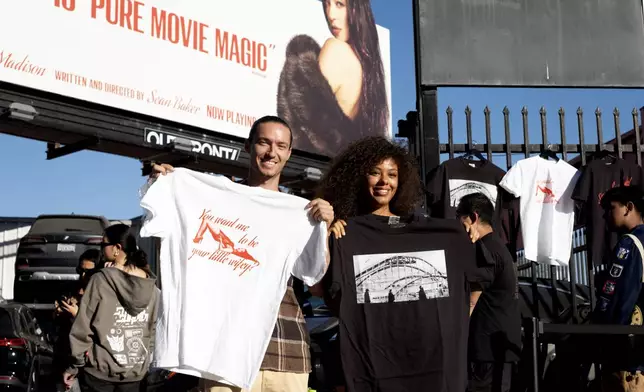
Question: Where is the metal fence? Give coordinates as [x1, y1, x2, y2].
[430, 103, 644, 317]
[440, 105, 642, 166]
[516, 227, 591, 284]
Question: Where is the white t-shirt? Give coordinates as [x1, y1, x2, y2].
[139, 168, 328, 389]
[499, 156, 580, 266]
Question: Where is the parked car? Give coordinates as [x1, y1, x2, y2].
[0, 302, 54, 391]
[13, 214, 110, 304]
[307, 306, 340, 392]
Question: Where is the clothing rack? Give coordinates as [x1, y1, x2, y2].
[417, 104, 644, 391]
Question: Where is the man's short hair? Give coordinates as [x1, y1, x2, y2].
[247, 116, 293, 147]
[456, 193, 495, 225]
[600, 186, 644, 214]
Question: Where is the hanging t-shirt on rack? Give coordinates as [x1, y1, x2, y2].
[500, 156, 580, 266]
[323, 214, 483, 392]
[139, 168, 327, 389]
[425, 157, 520, 247]
[572, 158, 644, 266]
[426, 157, 506, 219]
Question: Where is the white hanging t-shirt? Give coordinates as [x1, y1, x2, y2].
[499, 156, 580, 266]
[139, 168, 328, 389]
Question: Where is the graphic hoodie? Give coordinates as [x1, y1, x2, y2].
[66, 267, 159, 383]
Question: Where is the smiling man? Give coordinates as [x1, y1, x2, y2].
[245, 116, 294, 189]
[151, 115, 334, 392]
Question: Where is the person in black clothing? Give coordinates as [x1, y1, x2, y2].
[310, 136, 424, 391]
[456, 193, 522, 392]
[419, 286, 427, 300]
[593, 186, 644, 392]
[312, 136, 481, 392]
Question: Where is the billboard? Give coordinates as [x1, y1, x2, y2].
[417, 0, 644, 87]
[0, 0, 391, 157]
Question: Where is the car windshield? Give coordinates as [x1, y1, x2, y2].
[29, 218, 104, 234]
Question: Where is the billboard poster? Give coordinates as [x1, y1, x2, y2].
[417, 0, 644, 87]
[0, 0, 391, 157]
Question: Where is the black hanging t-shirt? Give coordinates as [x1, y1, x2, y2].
[468, 232, 522, 363]
[323, 214, 479, 392]
[425, 158, 519, 248]
[572, 158, 644, 265]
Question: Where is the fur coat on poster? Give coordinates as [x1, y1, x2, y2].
[277, 34, 371, 157]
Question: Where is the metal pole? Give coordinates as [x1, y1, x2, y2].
[421, 89, 440, 183]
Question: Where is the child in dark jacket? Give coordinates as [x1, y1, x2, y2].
[54, 249, 100, 392]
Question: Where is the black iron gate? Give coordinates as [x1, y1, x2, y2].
[407, 88, 644, 391]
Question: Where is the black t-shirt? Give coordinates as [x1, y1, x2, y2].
[469, 232, 522, 363]
[425, 158, 519, 248]
[324, 214, 478, 392]
[572, 158, 644, 265]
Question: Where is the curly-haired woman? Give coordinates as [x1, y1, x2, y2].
[318, 135, 422, 234]
[309, 136, 422, 391]
[311, 136, 480, 392]
[308, 135, 423, 300]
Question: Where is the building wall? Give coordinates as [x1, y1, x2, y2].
[0, 218, 36, 299]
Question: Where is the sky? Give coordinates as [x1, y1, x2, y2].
[1, 0, 644, 220]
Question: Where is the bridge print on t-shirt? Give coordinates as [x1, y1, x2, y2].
[353, 250, 449, 304]
[448, 179, 498, 208]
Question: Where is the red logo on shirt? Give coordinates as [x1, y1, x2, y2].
[598, 177, 633, 205]
[188, 209, 261, 276]
[535, 181, 558, 204]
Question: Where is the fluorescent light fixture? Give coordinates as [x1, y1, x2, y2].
[303, 167, 322, 181]
[1, 102, 39, 121]
[169, 137, 194, 153]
